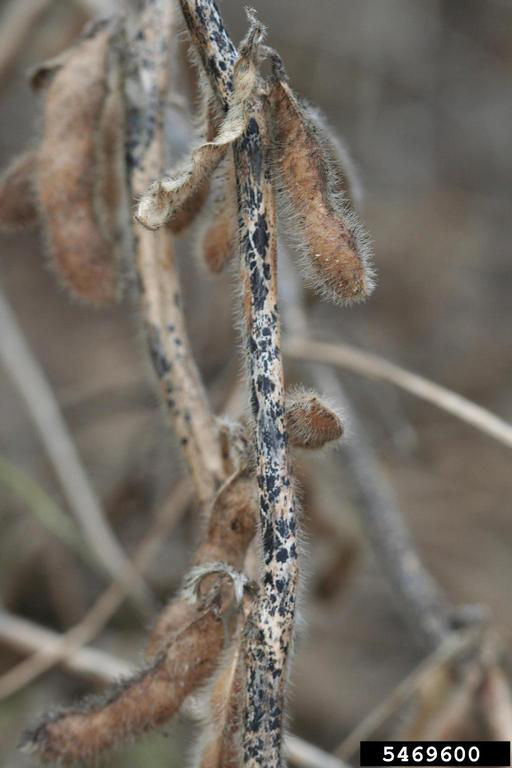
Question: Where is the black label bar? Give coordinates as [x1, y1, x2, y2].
[360, 741, 511, 767]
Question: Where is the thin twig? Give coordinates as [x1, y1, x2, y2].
[284, 337, 512, 450]
[0, 478, 192, 701]
[0, 610, 131, 683]
[286, 736, 349, 768]
[0, 0, 53, 86]
[335, 628, 481, 759]
[0, 282, 151, 609]
[280, 247, 451, 650]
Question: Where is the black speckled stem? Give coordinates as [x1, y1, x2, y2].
[178, 2, 298, 765]
[129, 0, 224, 506]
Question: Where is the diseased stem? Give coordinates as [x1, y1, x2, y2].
[128, 0, 224, 508]
[236, 100, 297, 767]
[177, 3, 298, 764]
[177, 0, 237, 111]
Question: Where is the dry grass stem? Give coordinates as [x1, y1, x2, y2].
[0, 478, 192, 702]
[0, 282, 151, 609]
[285, 338, 512, 450]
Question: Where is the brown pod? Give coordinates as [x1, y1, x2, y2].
[36, 21, 124, 306]
[145, 471, 256, 660]
[306, 105, 364, 212]
[196, 153, 238, 273]
[269, 63, 375, 305]
[0, 150, 39, 231]
[286, 389, 343, 449]
[21, 609, 226, 766]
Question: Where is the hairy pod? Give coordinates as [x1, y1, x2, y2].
[286, 388, 344, 449]
[269, 60, 375, 305]
[21, 608, 227, 766]
[146, 471, 257, 659]
[0, 151, 38, 231]
[36, 20, 126, 306]
[196, 153, 238, 273]
[195, 607, 254, 768]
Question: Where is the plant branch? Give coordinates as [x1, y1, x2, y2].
[0, 477, 192, 701]
[128, 0, 225, 507]
[0, 282, 151, 609]
[176, 4, 299, 764]
[280, 247, 451, 650]
[335, 628, 480, 759]
[0, 610, 132, 683]
[284, 337, 512, 450]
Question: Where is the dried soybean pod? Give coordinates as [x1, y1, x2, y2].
[196, 152, 238, 273]
[285, 388, 344, 449]
[36, 20, 124, 306]
[269, 56, 375, 305]
[95, 40, 130, 287]
[306, 105, 363, 212]
[0, 150, 38, 231]
[20, 609, 227, 766]
[195, 609, 253, 768]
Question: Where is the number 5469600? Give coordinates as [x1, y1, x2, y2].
[382, 745, 481, 763]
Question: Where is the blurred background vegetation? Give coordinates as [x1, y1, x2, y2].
[0, 0, 511, 764]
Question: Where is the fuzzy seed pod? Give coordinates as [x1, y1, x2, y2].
[36, 20, 126, 306]
[196, 153, 238, 273]
[269, 56, 375, 305]
[136, 35, 260, 231]
[285, 389, 343, 449]
[21, 608, 226, 766]
[145, 471, 257, 659]
[0, 151, 38, 232]
[194, 618, 251, 768]
[306, 106, 364, 212]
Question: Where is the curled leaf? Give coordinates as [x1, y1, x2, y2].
[136, 22, 261, 231]
[166, 96, 221, 234]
